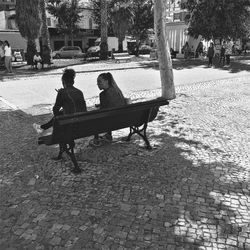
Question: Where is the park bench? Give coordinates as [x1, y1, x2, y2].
[113, 52, 133, 63]
[38, 97, 169, 173]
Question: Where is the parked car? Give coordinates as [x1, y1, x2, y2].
[128, 44, 153, 55]
[52, 46, 84, 59]
[138, 45, 153, 55]
[12, 51, 23, 62]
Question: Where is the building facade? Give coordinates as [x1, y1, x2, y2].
[0, 0, 99, 52]
[47, 6, 99, 51]
[164, 0, 201, 54]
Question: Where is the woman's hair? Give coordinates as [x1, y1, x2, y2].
[62, 68, 76, 86]
[4, 40, 10, 47]
[98, 72, 125, 99]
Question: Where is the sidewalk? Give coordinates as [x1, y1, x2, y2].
[0, 73, 249, 249]
[3, 53, 249, 80]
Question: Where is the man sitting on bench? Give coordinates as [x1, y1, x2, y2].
[33, 51, 43, 69]
[33, 68, 87, 134]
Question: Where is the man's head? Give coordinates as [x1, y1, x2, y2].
[62, 68, 76, 87]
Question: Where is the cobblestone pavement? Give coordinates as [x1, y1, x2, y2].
[0, 75, 250, 250]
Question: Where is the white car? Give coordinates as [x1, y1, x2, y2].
[12, 51, 23, 62]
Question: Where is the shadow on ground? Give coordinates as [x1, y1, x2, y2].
[138, 55, 250, 74]
[0, 105, 248, 248]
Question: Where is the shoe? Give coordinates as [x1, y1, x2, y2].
[71, 167, 82, 174]
[89, 138, 102, 147]
[100, 133, 113, 142]
[33, 123, 43, 134]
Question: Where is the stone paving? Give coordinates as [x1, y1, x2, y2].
[0, 74, 250, 249]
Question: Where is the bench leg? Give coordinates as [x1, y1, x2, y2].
[126, 123, 152, 150]
[54, 143, 66, 160]
[65, 145, 81, 174]
[57, 142, 81, 174]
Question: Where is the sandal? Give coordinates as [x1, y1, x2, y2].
[100, 134, 113, 142]
[89, 138, 102, 147]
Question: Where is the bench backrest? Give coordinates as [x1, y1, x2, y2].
[48, 98, 169, 145]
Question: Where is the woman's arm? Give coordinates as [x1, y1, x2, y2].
[53, 89, 63, 116]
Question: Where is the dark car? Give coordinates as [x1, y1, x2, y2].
[138, 45, 153, 55]
[128, 43, 153, 55]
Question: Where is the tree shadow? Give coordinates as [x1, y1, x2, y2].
[137, 55, 250, 74]
[74, 120, 249, 248]
[0, 106, 249, 249]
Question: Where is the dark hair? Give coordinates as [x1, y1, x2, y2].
[62, 68, 76, 86]
[98, 72, 113, 87]
[4, 40, 10, 47]
[98, 72, 125, 99]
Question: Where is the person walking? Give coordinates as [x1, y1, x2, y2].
[207, 43, 215, 67]
[219, 41, 226, 66]
[0, 40, 5, 67]
[3, 40, 13, 73]
[225, 40, 233, 66]
[183, 42, 191, 59]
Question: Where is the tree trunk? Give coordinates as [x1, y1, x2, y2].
[39, 0, 51, 64]
[64, 35, 67, 46]
[71, 31, 74, 46]
[39, 0, 51, 50]
[100, 0, 108, 60]
[118, 37, 124, 52]
[26, 39, 37, 65]
[154, 0, 176, 100]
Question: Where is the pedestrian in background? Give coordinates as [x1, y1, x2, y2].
[4, 40, 13, 73]
[207, 42, 215, 67]
[183, 42, 191, 59]
[225, 40, 233, 66]
[219, 41, 226, 66]
[196, 41, 204, 58]
[0, 40, 5, 66]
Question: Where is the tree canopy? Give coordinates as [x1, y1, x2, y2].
[128, 0, 154, 43]
[15, 0, 41, 64]
[47, 0, 83, 45]
[90, 0, 154, 44]
[181, 0, 250, 40]
[15, 0, 41, 41]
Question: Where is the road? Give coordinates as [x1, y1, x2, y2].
[0, 59, 249, 115]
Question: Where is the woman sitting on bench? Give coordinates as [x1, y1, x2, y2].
[89, 72, 127, 147]
[33, 68, 87, 133]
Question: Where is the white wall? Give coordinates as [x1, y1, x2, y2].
[78, 9, 98, 29]
[165, 21, 201, 53]
[0, 11, 6, 29]
[166, 22, 188, 52]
